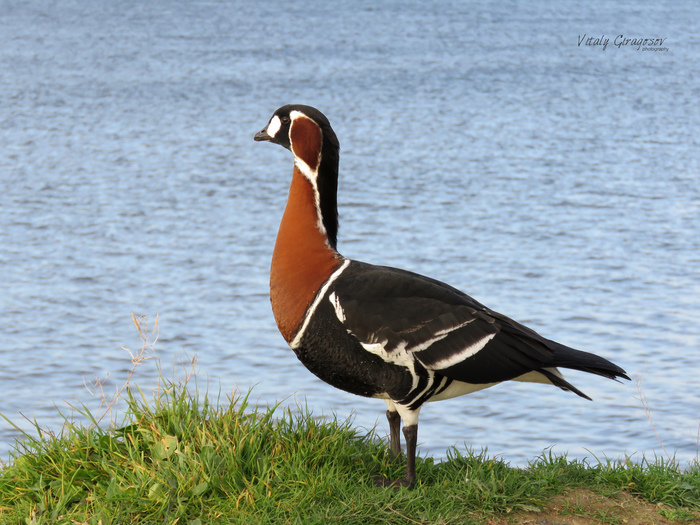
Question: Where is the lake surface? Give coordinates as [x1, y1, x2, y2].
[1, 0, 699, 467]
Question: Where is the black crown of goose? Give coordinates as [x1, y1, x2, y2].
[255, 104, 629, 488]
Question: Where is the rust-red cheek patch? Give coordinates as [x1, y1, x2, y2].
[290, 116, 322, 172]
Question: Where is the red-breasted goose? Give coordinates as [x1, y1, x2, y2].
[254, 104, 629, 488]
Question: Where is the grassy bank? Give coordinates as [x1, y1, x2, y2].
[1, 376, 700, 525]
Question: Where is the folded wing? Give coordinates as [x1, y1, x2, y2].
[330, 261, 628, 397]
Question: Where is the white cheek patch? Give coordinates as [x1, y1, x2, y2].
[266, 115, 282, 138]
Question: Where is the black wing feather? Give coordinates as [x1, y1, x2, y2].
[331, 261, 628, 388]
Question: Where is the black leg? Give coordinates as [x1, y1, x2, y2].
[402, 424, 417, 488]
[386, 409, 401, 456]
[374, 423, 417, 489]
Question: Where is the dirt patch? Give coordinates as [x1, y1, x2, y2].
[486, 488, 699, 524]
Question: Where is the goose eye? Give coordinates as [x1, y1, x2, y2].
[281, 116, 290, 124]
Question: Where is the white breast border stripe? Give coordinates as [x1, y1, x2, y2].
[428, 333, 497, 370]
[290, 258, 351, 349]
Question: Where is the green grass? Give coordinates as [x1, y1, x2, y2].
[1, 373, 700, 525]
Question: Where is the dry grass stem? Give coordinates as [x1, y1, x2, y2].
[89, 313, 159, 425]
[635, 374, 672, 462]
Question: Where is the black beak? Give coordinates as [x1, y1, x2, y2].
[254, 128, 272, 142]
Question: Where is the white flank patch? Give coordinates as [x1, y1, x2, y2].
[266, 115, 281, 138]
[328, 292, 345, 323]
[290, 259, 351, 349]
[514, 367, 562, 385]
[428, 380, 498, 402]
[428, 333, 497, 371]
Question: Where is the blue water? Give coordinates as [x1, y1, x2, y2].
[2, 0, 699, 467]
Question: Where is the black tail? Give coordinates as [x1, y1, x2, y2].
[540, 340, 630, 400]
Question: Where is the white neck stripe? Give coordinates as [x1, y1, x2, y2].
[292, 140, 327, 240]
[294, 157, 316, 181]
